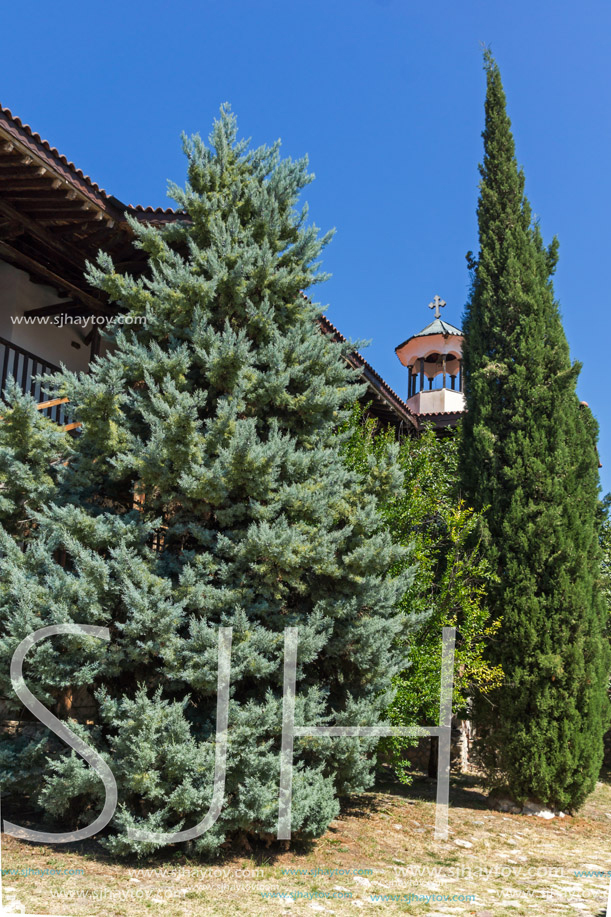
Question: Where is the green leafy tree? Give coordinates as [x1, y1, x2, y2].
[342, 408, 501, 783]
[0, 108, 411, 856]
[460, 52, 610, 809]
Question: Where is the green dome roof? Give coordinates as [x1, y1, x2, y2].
[395, 318, 462, 353]
[414, 318, 462, 337]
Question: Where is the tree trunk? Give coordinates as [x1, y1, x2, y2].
[428, 735, 438, 777]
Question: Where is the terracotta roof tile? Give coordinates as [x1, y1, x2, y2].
[0, 102, 177, 216]
[0, 102, 414, 429]
[0, 103, 108, 193]
[414, 410, 466, 416]
[315, 309, 415, 427]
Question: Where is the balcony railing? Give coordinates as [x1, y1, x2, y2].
[0, 335, 67, 424]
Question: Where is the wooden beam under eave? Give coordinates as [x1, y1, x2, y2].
[17, 200, 90, 212]
[0, 159, 33, 170]
[33, 215, 104, 227]
[23, 301, 84, 319]
[3, 190, 86, 201]
[0, 221, 23, 241]
[0, 196, 92, 273]
[0, 240, 108, 313]
[0, 179, 54, 191]
[76, 224, 128, 250]
[0, 114, 124, 214]
[0, 169, 44, 182]
[89, 326, 102, 361]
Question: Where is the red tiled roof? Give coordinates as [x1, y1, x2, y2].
[317, 312, 416, 428]
[414, 410, 465, 416]
[130, 205, 179, 214]
[0, 103, 108, 192]
[0, 102, 177, 216]
[0, 101, 415, 430]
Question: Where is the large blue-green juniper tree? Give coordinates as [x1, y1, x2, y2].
[0, 108, 409, 855]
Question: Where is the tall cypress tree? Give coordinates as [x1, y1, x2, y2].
[460, 52, 610, 810]
[0, 108, 410, 854]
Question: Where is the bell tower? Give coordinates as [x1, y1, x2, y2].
[395, 296, 465, 425]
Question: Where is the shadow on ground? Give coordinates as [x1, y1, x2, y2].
[4, 763, 454, 868]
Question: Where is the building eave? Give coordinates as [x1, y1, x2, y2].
[318, 314, 417, 431]
[0, 101, 414, 433]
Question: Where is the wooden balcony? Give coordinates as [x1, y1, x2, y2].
[0, 335, 67, 424]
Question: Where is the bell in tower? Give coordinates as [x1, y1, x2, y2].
[395, 296, 465, 426]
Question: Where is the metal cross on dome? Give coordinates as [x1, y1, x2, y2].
[428, 295, 446, 319]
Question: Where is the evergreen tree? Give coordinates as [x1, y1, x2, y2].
[0, 382, 70, 540]
[460, 52, 610, 809]
[599, 496, 611, 718]
[0, 108, 410, 855]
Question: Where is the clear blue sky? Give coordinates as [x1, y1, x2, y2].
[2, 1, 610, 488]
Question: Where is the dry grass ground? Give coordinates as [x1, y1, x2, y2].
[1, 768, 610, 917]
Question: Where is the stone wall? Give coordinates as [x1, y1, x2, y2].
[403, 719, 611, 774]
